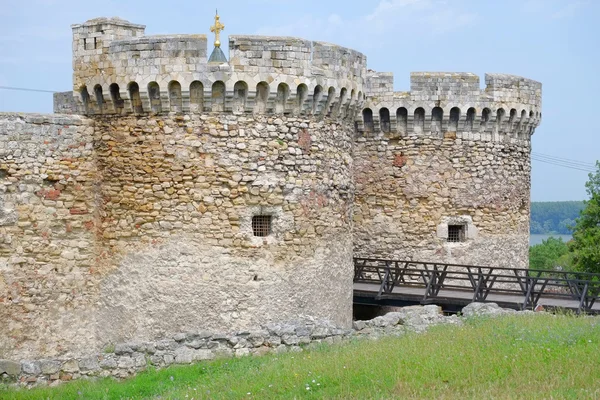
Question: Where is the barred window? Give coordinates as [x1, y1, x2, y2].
[252, 215, 272, 237]
[447, 225, 465, 243]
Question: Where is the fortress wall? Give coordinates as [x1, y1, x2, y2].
[91, 113, 355, 354]
[0, 112, 355, 361]
[229, 36, 312, 73]
[0, 113, 99, 360]
[359, 72, 542, 140]
[353, 134, 531, 267]
[66, 18, 368, 117]
[354, 72, 541, 268]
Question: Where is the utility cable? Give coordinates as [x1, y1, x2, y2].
[532, 152, 596, 168]
[0, 86, 59, 94]
[531, 156, 596, 173]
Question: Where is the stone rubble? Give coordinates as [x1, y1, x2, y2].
[0, 303, 532, 387]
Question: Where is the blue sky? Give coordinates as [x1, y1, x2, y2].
[0, 0, 598, 201]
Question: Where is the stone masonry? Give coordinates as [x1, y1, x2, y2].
[0, 16, 541, 370]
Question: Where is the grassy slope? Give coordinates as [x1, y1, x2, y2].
[2, 314, 600, 399]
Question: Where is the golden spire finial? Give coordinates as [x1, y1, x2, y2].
[210, 9, 225, 48]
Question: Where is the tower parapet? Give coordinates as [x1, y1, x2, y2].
[359, 71, 542, 141]
[65, 18, 367, 119]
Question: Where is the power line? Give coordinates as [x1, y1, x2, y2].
[531, 156, 596, 173]
[532, 152, 596, 168]
[532, 156, 596, 170]
[0, 86, 59, 94]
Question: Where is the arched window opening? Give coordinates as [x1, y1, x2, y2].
[110, 83, 123, 113]
[480, 108, 490, 131]
[189, 81, 204, 112]
[254, 82, 269, 113]
[80, 86, 90, 114]
[128, 82, 143, 114]
[414, 107, 425, 134]
[148, 82, 162, 113]
[211, 81, 226, 112]
[168, 81, 182, 112]
[325, 87, 336, 116]
[337, 87, 347, 117]
[233, 81, 248, 114]
[379, 107, 390, 133]
[363, 108, 374, 132]
[509, 108, 517, 134]
[275, 83, 289, 114]
[431, 107, 443, 135]
[94, 84, 104, 112]
[312, 85, 323, 114]
[449, 107, 460, 132]
[518, 110, 528, 139]
[496, 108, 506, 135]
[347, 89, 356, 117]
[466, 108, 476, 131]
[396, 107, 408, 135]
[296, 84, 308, 114]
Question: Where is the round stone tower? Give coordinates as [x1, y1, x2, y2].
[353, 71, 542, 268]
[1, 17, 367, 359]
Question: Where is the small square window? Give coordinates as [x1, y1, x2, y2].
[252, 215, 272, 237]
[447, 225, 465, 242]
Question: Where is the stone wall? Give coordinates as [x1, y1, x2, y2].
[0, 113, 97, 360]
[353, 133, 531, 266]
[0, 112, 355, 362]
[353, 71, 541, 268]
[92, 113, 355, 350]
[65, 18, 367, 117]
[1, 303, 524, 387]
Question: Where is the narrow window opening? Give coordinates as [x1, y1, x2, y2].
[362, 108, 374, 132]
[94, 37, 97, 49]
[379, 107, 390, 133]
[83, 38, 87, 50]
[447, 225, 466, 243]
[396, 107, 408, 135]
[252, 215, 272, 237]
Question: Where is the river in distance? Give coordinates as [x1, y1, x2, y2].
[530, 234, 573, 246]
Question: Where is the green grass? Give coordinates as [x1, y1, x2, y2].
[2, 314, 600, 399]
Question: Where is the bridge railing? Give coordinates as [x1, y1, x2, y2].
[353, 258, 600, 313]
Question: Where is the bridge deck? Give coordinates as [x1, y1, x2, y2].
[354, 282, 600, 312]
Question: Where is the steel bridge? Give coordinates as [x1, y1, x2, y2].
[353, 258, 600, 314]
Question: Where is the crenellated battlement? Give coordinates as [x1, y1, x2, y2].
[359, 71, 542, 142]
[64, 18, 367, 119]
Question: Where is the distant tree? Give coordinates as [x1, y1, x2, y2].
[530, 201, 584, 234]
[570, 161, 600, 273]
[529, 237, 571, 270]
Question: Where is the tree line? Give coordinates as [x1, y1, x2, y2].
[530, 161, 600, 273]
[530, 201, 584, 234]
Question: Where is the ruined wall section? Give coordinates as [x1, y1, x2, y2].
[0, 113, 98, 359]
[354, 72, 542, 268]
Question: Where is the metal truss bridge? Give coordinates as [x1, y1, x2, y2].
[353, 258, 600, 314]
